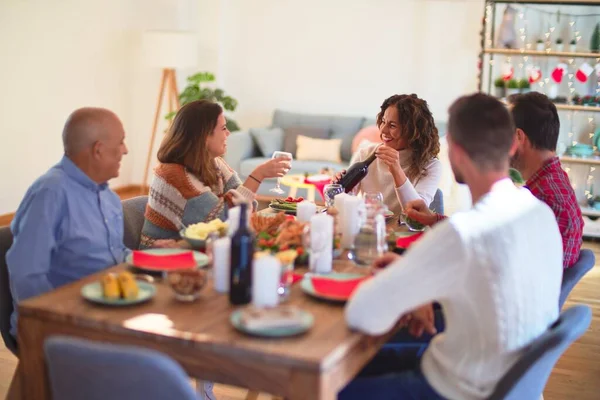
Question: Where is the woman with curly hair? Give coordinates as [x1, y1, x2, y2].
[335, 94, 441, 215]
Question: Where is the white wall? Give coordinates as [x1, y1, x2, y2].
[0, 0, 200, 214]
[0, 0, 489, 214]
[217, 0, 483, 129]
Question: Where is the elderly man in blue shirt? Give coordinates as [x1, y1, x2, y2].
[7, 107, 129, 337]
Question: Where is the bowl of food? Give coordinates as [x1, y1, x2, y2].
[166, 268, 207, 302]
[180, 219, 228, 249]
[400, 214, 426, 232]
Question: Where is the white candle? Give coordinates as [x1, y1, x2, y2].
[334, 193, 349, 218]
[309, 213, 333, 274]
[296, 201, 317, 222]
[227, 206, 240, 236]
[212, 237, 231, 293]
[252, 255, 281, 308]
[340, 196, 362, 249]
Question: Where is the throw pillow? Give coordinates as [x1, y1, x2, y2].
[249, 127, 284, 157]
[351, 125, 382, 154]
[282, 126, 329, 156]
[295, 135, 342, 163]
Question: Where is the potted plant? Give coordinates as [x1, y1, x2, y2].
[506, 79, 520, 96]
[592, 23, 600, 53]
[536, 39, 545, 51]
[555, 38, 564, 52]
[165, 72, 240, 132]
[518, 78, 530, 93]
[494, 77, 506, 98]
[569, 39, 577, 53]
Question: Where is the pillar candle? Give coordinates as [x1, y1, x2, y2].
[296, 201, 317, 222]
[227, 206, 240, 236]
[213, 237, 231, 293]
[340, 196, 362, 249]
[309, 213, 333, 274]
[252, 255, 281, 308]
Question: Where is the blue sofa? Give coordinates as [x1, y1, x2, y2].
[224, 109, 376, 197]
[224, 109, 447, 198]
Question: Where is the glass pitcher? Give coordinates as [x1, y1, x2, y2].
[353, 204, 387, 267]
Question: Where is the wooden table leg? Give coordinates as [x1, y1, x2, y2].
[288, 186, 298, 199]
[17, 316, 51, 400]
[307, 187, 315, 202]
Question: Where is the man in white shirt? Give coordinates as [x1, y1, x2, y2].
[339, 93, 562, 400]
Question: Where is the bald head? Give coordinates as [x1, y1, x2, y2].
[62, 107, 122, 156]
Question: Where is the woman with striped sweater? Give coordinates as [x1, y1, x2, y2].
[140, 100, 289, 249]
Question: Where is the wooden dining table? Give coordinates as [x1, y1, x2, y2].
[16, 220, 409, 400]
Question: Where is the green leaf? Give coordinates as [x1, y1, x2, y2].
[187, 72, 215, 84]
[164, 111, 177, 121]
[226, 119, 240, 132]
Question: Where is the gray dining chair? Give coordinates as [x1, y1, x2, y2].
[430, 189, 444, 215]
[0, 225, 17, 356]
[559, 249, 595, 309]
[122, 195, 148, 250]
[44, 335, 198, 400]
[487, 305, 592, 400]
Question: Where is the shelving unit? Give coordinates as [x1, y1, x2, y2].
[484, 47, 600, 58]
[480, 0, 600, 236]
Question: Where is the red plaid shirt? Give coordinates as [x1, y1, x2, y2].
[525, 157, 583, 268]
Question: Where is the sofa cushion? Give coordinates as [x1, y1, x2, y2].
[282, 126, 329, 156]
[239, 157, 348, 181]
[249, 127, 284, 157]
[296, 135, 342, 163]
[272, 110, 364, 162]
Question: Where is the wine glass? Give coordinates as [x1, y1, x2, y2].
[364, 192, 384, 207]
[323, 184, 344, 208]
[269, 151, 293, 194]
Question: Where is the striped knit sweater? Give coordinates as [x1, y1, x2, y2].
[140, 158, 256, 249]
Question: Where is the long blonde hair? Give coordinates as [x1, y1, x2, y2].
[157, 100, 222, 188]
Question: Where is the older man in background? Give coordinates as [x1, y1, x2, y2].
[7, 107, 128, 337]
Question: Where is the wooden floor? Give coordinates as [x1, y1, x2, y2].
[0, 185, 599, 398]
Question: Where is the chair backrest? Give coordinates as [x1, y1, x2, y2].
[488, 305, 592, 400]
[122, 196, 148, 250]
[559, 249, 595, 309]
[44, 336, 198, 400]
[0, 225, 17, 356]
[430, 188, 444, 215]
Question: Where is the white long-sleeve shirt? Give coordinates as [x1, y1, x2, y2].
[345, 178, 562, 400]
[350, 143, 442, 215]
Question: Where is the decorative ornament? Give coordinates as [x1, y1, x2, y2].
[527, 66, 542, 83]
[496, 6, 518, 49]
[575, 63, 594, 83]
[501, 62, 514, 81]
[551, 63, 567, 83]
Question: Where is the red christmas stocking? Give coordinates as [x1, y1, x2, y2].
[528, 66, 542, 84]
[551, 63, 567, 83]
[576, 63, 594, 83]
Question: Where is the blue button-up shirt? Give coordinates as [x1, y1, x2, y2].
[7, 156, 128, 335]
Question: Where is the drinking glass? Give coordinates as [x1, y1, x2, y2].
[323, 184, 344, 208]
[364, 192, 384, 208]
[270, 151, 293, 194]
[353, 204, 387, 267]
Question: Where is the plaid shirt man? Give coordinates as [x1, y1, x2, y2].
[433, 158, 582, 268]
[525, 156, 583, 268]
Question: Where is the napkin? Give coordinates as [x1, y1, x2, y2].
[310, 276, 367, 299]
[131, 250, 196, 270]
[395, 232, 424, 249]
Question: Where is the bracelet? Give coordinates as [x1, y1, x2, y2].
[249, 174, 262, 184]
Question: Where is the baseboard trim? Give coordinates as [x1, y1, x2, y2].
[0, 184, 147, 227]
